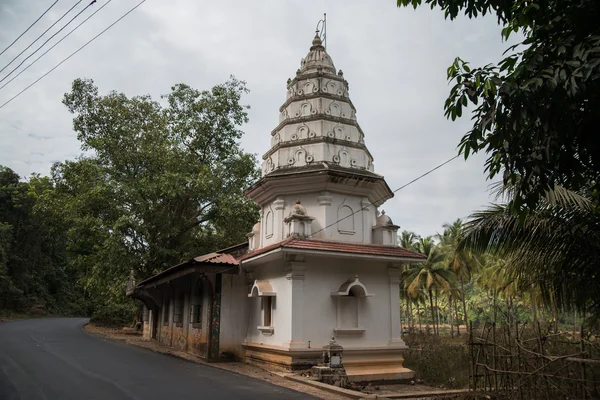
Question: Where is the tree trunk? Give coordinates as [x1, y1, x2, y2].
[435, 290, 440, 335]
[530, 285, 538, 331]
[552, 292, 559, 333]
[449, 293, 454, 337]
[493, 289, 498, 324]
[460, 277, 468, 334]
[429, 289, 436, 336]
[454, 295, 460, 336]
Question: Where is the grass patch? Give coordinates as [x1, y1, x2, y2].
[403, 332, 470, 388]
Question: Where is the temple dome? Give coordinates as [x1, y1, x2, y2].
[376, 210, 393, 226]
[300, 32, 336, 74]
[290, 199, 307, 216]
[252, 221, 261, 234]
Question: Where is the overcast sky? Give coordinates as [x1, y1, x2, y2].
[0, 0, 517, 237]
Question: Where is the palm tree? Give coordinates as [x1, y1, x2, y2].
[460, 183, 600, 317]
[402, 237, 455, 335]
[399, 230, 421, 331]
[438, 219, 479, 334]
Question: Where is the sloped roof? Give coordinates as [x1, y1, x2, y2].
[135, 247, 243, 289]
[238, 237, 426, 262]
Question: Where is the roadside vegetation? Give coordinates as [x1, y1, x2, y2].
[0, 77, 259, 324]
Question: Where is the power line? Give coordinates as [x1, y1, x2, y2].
[0, 0, 84, 76]
[0, 0, 97, 85]
[309, 155, 461, 237]
[0, 0, 60, 58]
[0, 0, 113, 92]
[0, 0, 147, 110]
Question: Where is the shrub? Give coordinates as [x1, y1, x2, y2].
[403, 333, 470, 388]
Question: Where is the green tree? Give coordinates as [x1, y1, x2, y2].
[397, 0, 600, 214]
[438, 219, 479, 334]
[399, 230, 421, 330]
[49, 77, 260, 321]
[0, 166, 83, 315]
[460, 184, 600, 315]
[403, 237, 455, 335]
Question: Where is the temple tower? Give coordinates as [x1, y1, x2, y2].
[246, 32, 397, 249]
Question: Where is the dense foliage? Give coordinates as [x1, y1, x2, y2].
[400, 220, 586, 335]
[0, 78, 259, 322]
[397, 0, 600, 320]
[398, 0, 600, 215]
[0, 167, 88, 316]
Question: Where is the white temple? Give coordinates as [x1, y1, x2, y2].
[129, 31, 425, 383]
[240, 32, 424, 380]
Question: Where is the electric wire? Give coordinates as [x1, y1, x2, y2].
[0, 0, 112, 92]
[0, 0, 98, 85]
[0, 0, 60, 57]
[308, 155, 461, 238]
[0, 0, 84, 76]
[0, 0, 147, 110]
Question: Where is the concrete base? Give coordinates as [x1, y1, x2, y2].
[243, 343, 322, 371]
[243, 343, 414, 382]
[343, 348, 415, 382]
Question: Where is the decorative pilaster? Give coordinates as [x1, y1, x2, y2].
[388, 267, 405, 347]
[273, 197, 285, 241]
[361, 198, 371, 243]
[285, 262, 306, 349]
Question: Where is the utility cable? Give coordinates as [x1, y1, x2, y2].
[0, 0, 60, 57]
[0, 0, 97, 85]
[0, 0, 84, 76]
[0, 0, 112, 92]
[308, 155, 461, 237]
[0, 0, 147, 110]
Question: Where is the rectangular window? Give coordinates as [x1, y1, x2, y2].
[263, 296, 272, 327]
[189, 280, 204, 327]
[190, 304, 202, 325]
[173, 295, 183, 325]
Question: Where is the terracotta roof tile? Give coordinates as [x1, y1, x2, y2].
[238, 237, 425, 262]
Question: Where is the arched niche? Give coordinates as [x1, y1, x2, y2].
[337, 203, 354, 234]
[265, 210, 273, 238]
[301, 102, 312, 116]
[330, 276, 374, 297]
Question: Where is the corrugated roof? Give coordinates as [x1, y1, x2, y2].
[136, 251, 239, 288]
[238, 237, 426, 262]
[193, 252, 239, 265]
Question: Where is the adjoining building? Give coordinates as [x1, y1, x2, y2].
[127, 31, 425, 382]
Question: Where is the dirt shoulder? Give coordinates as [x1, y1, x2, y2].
[84, 323, 351, 400]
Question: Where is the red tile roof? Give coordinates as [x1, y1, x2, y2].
[238, 237, 426, 262]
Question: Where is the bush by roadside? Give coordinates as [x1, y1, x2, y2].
[403, 331, 470, 389]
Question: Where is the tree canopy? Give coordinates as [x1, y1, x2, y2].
[0, 77, 260, 322]
[398, 0, 600, 215]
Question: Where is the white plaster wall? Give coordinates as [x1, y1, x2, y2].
[245, 260, 292, 348]
[272, 120, 362, 145]
[285, 77, 349, 101]
[260, 193, 376, 247]
[220, 273, 250, 356]
[300, 256, 396, 349]
[270, 143, 369, 170]
[283, 98, 354, 121]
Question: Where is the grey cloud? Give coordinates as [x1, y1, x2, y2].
[0, 0, 520, 236]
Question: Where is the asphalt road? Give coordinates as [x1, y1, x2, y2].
[0, 318, 315, 400]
